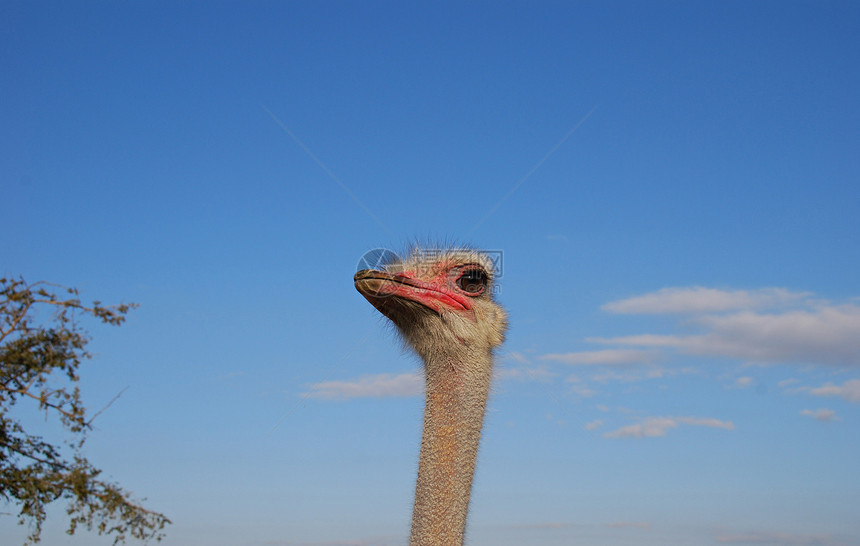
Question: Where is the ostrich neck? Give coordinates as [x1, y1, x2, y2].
[410, 346, 493, 546]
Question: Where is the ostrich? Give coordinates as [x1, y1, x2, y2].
[354, 247, 508, 546]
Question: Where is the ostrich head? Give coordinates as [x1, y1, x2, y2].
[354, 247, 507, 360]
[353, 246, 508, 546]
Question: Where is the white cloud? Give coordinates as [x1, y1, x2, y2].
[605, 521, 652, 530]
[604, 417, 678, 438]
[588, 334, 682, 347]
[808, 378, 860, 403]
[507, 522, 573, 529]
[604, 416, 734, 439]
[735, 376, 754, 388]
[539, 349, 672, 385]
[569, 384, 598, 398]
[715, 531, 842, 545]
[800, 408, 839, 422]
[602, 287, 809, 315]
[590, 366, 671, 383]
[591, 304, 860, 366]
[677, 416, 735, 429]
[262, 538, 397, 546]
[540, 349, 657, 365]
[305, 373, 422, 400]
[584, 419, 604, 431]
[496, 365, 556, 382]
[503, 351, 531, 364]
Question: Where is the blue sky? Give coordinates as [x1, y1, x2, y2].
[2, 1, 859, 545]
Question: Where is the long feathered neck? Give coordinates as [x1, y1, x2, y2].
[410, 341, 494, 546]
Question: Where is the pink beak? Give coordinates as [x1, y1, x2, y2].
[354, 269, 474, 317]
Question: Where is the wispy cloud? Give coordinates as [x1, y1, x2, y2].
[539, 349, 671, 386]
[591, 301, 860, 367]
[735, 376, 755, 388]
[569, 384, 598, 397]
[257, 539, 393, 546]
[496, 352, 558, 382]
[800, 408, 839, 422]
[274, 537, 403, 546]
[715, 531, 845, 545]
[540, 349, 657, 365]
[589, 365, 674, 383]
[602, 287, 810, 315]
[604, 416, 734, 439]
[605, 521, 652, 530]
[503, 351, 531, 364]
[505, 522, 574, 529]
[496, 365, 557, 382]
[808, 378, 860, 403]
[584, 419, 604, 431]
[305, 373, 422, 400]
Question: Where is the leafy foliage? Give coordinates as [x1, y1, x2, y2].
[0, 277, 170, 544]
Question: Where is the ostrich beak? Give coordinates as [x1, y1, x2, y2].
[354, 269, 474, 317]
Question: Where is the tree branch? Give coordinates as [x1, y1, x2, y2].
[0, 299, 35, 345]
[1, 440, 69, 471]
[0, 383, 81, 424]
[87, 387, 129, 427]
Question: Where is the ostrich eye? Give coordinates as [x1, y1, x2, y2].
[456, 267, 488, 295]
